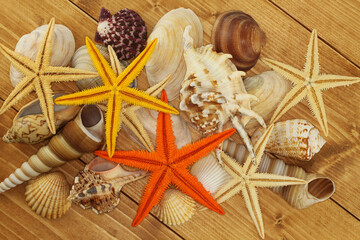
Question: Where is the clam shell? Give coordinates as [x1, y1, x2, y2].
[211, 11, 266, 71]
[25, 172, 71, 219]
[251, 119, 326, 161]
[10, 24, 75, 87]
[146, 8, 203, 100]
[152, 189, 196, 225]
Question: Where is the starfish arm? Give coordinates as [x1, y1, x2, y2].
[221, 151, 244, 178]
[86, 37, 116, 86]
[262, 58, 305, 85]
[0, 44, 35, 76]
[108, 45, 124, 76]
[116, 38, 158, 87]
[269, 84, 308, 124]
[42, 66, 99, 83]
[133, 169, 171, 226]
[172, 168, 224, 214]
[306, 87, 328, 136]
[249, 173, 306, 187]
[122, 111, 155, 152]
[120, 87, 178, 114]
[212, 178, 243, 204]
[105, 94, 123, 157]
[303, 29, 320, 78]
[241, 185, 265, 239]
[94, 150, 163, 172]
[0, 75, 35, 114]
[54, 86, 111, 105]
[173, 129, 236, 167]
[314, 74, 360, 89]
[35, 18, 55, 69]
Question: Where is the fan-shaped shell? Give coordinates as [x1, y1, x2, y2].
[146, 8, 203, 100]
[10, 24, 75, 87]
[152, 189, 196, 225]
[25, 172, 71, 219]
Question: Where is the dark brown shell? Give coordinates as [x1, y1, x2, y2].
[211, 11, 266, 71]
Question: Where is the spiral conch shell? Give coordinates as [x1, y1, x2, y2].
[10, 24, 75, 87]
[70, 157, 147, 214]
[180, 25, 265, 163]
[3, 94, 80, 144]
[0, 105, 105, 193]
[223, 140, 335, 209]
[25, 172, 71, 219]
[251, 119, 326, 161]
[211, 11, 266, 71]
[146, 8, 203, 100]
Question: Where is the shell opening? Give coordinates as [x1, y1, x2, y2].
[80, 105, 104, 142]
[88, 157, 117, 172]
[308, 177, 335, 200]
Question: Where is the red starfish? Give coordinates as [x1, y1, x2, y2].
[95, 90, 235, 226]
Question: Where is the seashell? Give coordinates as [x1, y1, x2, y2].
[25, 172, 71, 219]
[223, 139, 335, 209]
[10, 24, 75, 87]
[95, 8, 147, 60]
[243, 71, 292, 130]
[152, 188, 196, 225]
[180, 25, 265, 163]
[3, 94, 80, 144]
[211, 11, 266, 71]
[146, 8, 203, 100]
[251, 119, 326, 161]
[70, 157, 147, 214]
[0, 105, 105, 193]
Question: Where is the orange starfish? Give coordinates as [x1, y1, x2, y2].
[95, 90, 235, 226]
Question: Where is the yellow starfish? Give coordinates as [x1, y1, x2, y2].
[213, 124, 306, 239]
[55, 37, 178, 157]
[0, 18, 99, 134]
[263, 30, 360, 136]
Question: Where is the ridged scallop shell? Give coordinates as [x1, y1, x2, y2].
[243, 71, 292, 130]
[152, 189, 196, 225]
[251, 119, 326, 161]
[211, 11, 266, 71]
[10, 24, 75, 87]
[146, 8, 203, 100]
[2, 94, 80, 144]
[25, 172, 71, 219]
[95, 8, 147, 60]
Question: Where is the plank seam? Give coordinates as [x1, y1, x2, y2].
[330, 198, 360, 222]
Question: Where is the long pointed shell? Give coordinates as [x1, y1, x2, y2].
[0, 105, 105, 193]
[146, 8, 203, 100]
[152, 189, 196, 225]
[251, 119, 326, 161]
[25, 172, 71, 219]
[10, 24, 75, 87]
[223, 139, 335, 209]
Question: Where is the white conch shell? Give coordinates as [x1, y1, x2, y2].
[180, 25, 265, 164]
[152, 188, 196, 225]
[25, 172, 71, 219]
[10, 24, 75, 87]
[251, 119, 326, 161]
[0, 105, 105, 193]
[243, 71, 292, 130]
[146, 7, 203, 100]
[223, 139, 335, 209]
[3, 93, 80, 144]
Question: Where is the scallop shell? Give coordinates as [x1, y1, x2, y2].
[10, 24, 75, 87]
[146, 8, 203, 100]
[152, 189, 196, 225]
[25, 172, 71, 219]
[95, 8, 147, 60]
[3, 94, 80, 144]
[211, 11, 266, 71]
[251, 119, 326, 161]
[243, 71, 292, 130]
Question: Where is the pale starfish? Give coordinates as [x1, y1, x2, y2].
[263, 29, 360, 136]
[0, 18, 99, 134]
[213, 124, 306, 239]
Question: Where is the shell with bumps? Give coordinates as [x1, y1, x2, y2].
[180, 25, 265, 163]
[25, 172, 71, 219]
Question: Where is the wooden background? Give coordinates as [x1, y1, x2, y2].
[0, 0, 359, 239]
